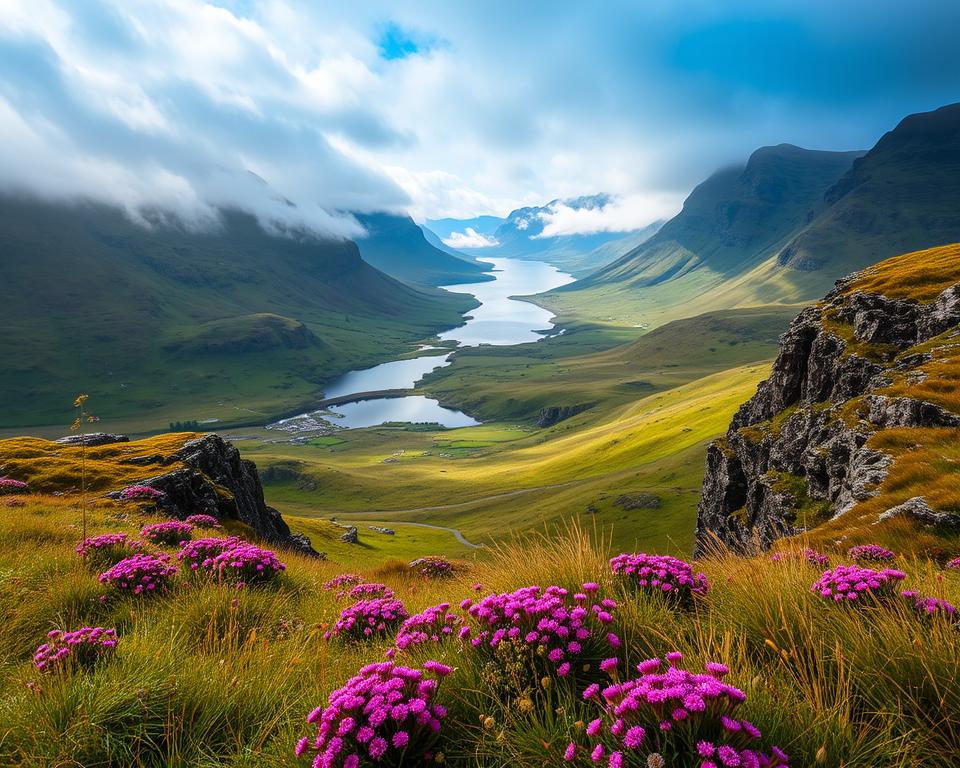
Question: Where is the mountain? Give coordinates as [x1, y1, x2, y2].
[696, 242, 960, 554]
[774, 102, 960, 284]
[538, 145, 863, 328]
[424, 215, 503, 242]
[429, 197, 664, 276]
[0, 196, 476, 429]
[352, 212, 492, 286]
[541, 103, 960, 332]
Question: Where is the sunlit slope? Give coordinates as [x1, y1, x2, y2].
[256, 364, 770, 550]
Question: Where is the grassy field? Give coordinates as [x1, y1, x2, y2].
[0, 494, 957, 767]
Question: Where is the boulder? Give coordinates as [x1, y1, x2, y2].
[56, 433, 129, 447]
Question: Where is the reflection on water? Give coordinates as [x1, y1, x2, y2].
[326, 396, 481, 429]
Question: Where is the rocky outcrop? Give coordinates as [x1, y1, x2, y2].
[111, 434, 319, 557]
[56, 433, 129, 447]
[696, 273, 960, 555]
[535, 403, 594, 428]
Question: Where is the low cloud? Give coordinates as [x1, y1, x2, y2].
[442, 227, 499, 249]
[534, 194, 682, 238]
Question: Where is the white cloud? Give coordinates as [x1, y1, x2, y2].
[534, 194, 683, 238]
[442, 227, 499, 248]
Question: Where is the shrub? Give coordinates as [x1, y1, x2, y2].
[184, 514, 221, 529]
[118, 485, 164, 502]
[392, 602, 461, 655]
[847, 544, 896, 563]
[208, 543, 286, 588]
[901, 590, 958, 621]
[409, 556, 454, 579]
[460, 583, 619, 682]
[98, 553, 177, 596]
[140, 521, 193, 546]
[326, 598, 409, 641]
[76, 533, 141, 570]
[568, 653, 789, 767]
[810, 564, 906, 604]
[295, 660, 451, 767]
[0, 477, 28, 494]
[610, 553, 709, 607]
[176, 536, 242, 571]
[348, 582, 395, 600]
[33, 627, 118, 672]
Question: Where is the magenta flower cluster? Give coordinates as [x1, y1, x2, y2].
[0, 476, 28, 494]
[610, 553, 709, 606]
[392, 602, 461, 653]
[209, 543, 286, 587]
[901, 590, 958, 620]
[33, 626, 118, 672]
[98, 553, 177, 595]
[184, 514, 220, 529]
[295, 660, 451, 767]
[460, 583, 618, 679]
[847, 544, 895, 563]
[118, 485, 164, 501]
[802, 548, 830, 567]
[323, 573, 365, 597]
[76, 533, 141, 569]
[945, 557, 960, 570]
[409, 556, 454, 579]
[140, 520, 193, 546]
[326, 598, 409, 641]
[810, 564, 906, 603]
[348, 582, 395, 600]
[176, 536, 242, 571]
[568, 653, 789, 768]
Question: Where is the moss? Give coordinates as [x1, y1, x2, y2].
[766, 471, 832, 529]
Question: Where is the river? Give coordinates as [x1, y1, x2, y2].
[269, 257, 574, 431]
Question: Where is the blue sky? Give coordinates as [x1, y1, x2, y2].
[0, 0, 958, 238]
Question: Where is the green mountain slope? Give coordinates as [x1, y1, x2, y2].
[0, 197, 476, 429]
[353, 212, 492, 286]
[538, 145, 862, 328]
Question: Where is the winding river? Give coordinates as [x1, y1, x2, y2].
[270, 257, 574, 431]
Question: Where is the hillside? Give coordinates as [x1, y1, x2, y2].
[353, 213, 492, 286]
[538, 145, 863, 329]
[0, 434, 957, 766]
[696, 243, 960, 554]
[0, 197, 476, 430]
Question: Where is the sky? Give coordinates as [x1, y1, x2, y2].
[1, 0, 959, 240]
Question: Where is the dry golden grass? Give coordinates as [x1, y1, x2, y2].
[840, 242, 960, 302]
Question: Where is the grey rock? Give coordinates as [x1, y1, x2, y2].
[536, 403, 595, 428]
[56, 433, 129, 447]
[877, 496, 960, 528]
[696, 281, 960, 555]
[614, 493, 661, 510]
[340, 526, 359, 544]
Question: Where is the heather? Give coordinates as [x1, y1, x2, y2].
[140, 520, 193, 546]
[33, 626, 118, 672]
[75, 532, 140, 570]
[1, 500, 959, 767]
[185, 514, 221, 529]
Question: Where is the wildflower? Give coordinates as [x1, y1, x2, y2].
[184, 514, 220, 529]
[847, 544, 896, 563]
[461, 582, 620, 682]
[901, 590, 957, 620]
[34, 627, 117, 671]
[140, 520, 193, 546]
[564, 742, 577, 761]
[296, 661, 448, 765]
[76, 533, 141, 570]
[209, 544, 285, 587]
[569, 654, 788, 767]
[323, 573, 364, 592]
[118, 485, 164, 502]
[600, 657, 619, 673]
[393, 603, 462, 653]
[945, 557, 960, 570]
[0, 477, 29, 494]
[409, 556, 455, 579]
[176, 536, 242, 571]
[98, 553, 177, 596]
[811, 564, 905, 604]
[802, 548, 830, 567]
[610, 552, 709, 607]
[348, 582, 395, 600]
[325, 598, 408, 641]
